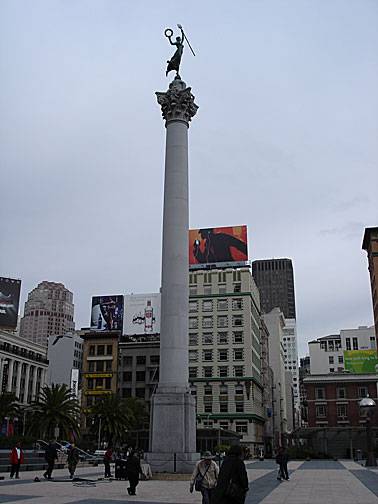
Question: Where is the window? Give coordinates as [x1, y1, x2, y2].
[329, 368, 334, 373]
[204, 286, 212, 295]
[353, 337, 358, 350]
[234, 366, 244, 377]
[189, 333, 198, 346]
[123, 355, 133, 366]
[203, 350, 213, 361]
[203, 366, 213, 378]
[189, 317, 198, 329]
[235, 402, 244, 412]
[232, 315, 243, 327]
[234, 349, 244, 361]
[122, 388, 132, 398]
[136, 356, 146, 365]
[203, 317, 213, 329]
[219, 402, 228, 412]
[232, 298, 243, 310]
[320, 341, 327, 350]
[219, 421, 228, 430]
[328, 341, 334, 352]
[316, 405, 327, 418]
[87, 378, 94, 390]
[217, 316, 228, 328]
[219, 385, 228, 395]
[136, 371, 145, 381]
[89, 345, 95, 356]
[358, 386, 368, 398]
[337, 404, 347, 418]
[338, 356, 344, 364]
[329, 356, 334, 364]
[97, 345, 105, 356]
[235, 422, 248, 434]
[217, 332, 228, 344]
[204, 386, 212, 395]
[202, 333, 213, 345]
[150, 355, 160, 365]
[315, 388, 325, 399]
[217, 299, 228, 311]
[189, 287, 197, 295]
[204, 403, 212, 413]
[189, 350, 198, 362]
[95, 378, 103, 388]
[202, 300, 213, 312]
[189, 301, 198, 312]
[218, 286, 227, 294]
[88, 361, 95, 372]
[370, 337, 376, 349]
[234, 284, 241, 293]
[135, 388, 145, 398]
[218, 349, 228, 361]
[106, 345, 112, 356]
[96, 361, 104, 372]
[123, 371, 132, 381]
[235, 386, 244, 396]
[104, 378, 111, 389]
[233, 331, 243, 344]
[189, 367, 198, 379]
[337, 387, 346, 399]
[218, 366, 228, 377]
[345, 338, 351, 351]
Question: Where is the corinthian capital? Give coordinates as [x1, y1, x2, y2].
[156, 77, 199, 125]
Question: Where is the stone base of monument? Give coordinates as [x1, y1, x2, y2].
[146, 389, 200, 473]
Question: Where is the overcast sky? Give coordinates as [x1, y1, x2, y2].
[1, 1, 377, 357]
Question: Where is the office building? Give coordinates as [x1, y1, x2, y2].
[362, 227, 378, 347]
[47, 332, 83, 397]
[0, 328, 48, 404]
[19, 281, 75, 347]
[308, 326, 376, 375]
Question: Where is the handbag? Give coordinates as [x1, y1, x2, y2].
[225, 480, 246, 503]
[194, 463, 211, 491]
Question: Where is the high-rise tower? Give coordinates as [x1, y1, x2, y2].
[19, 281, 74, 347]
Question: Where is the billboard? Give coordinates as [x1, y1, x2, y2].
[344, 350, 378, 374]
[90, 295, 124, 331]
[189, 225, 248, 266]
[124, 293, 161, 336]
[0, 277, 21, 329]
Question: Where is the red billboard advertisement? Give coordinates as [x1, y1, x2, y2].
[189, 225, 248, 266]
[0, 277, 21, 329]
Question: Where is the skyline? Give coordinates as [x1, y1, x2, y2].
[1, 1, 377, 357]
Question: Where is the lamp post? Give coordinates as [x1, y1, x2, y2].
[97, 415, 102, 450]
[359, 395, 377, 467]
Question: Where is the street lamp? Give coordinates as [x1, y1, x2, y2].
[359, 395, 377, 467]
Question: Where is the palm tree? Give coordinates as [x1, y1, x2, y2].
[88, 394, 129, 445]
[27, 384, 80, 440]
[0, 392, 19, 424]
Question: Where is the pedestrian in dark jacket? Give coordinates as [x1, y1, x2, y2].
[211, 445, 249, 504]
[103, 447, 113, 478]
[125, 450, 143, 495]
[43, 441, 58, 480]
[67, 444, 80, 479]
[9, 441, 24, 479]
[276, 446, 289, 481]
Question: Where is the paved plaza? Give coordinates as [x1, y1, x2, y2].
[1, 460, 378, 504]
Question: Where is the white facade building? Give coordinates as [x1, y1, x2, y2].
[47, 332, 83, 396]
[262, 308, 289, 440]
[188, 267, 265, 451]
[282, 318, 299, 410]
[0, 328, 48, 404]
[309, 326, 376, 375]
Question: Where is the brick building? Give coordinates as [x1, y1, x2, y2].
[362, 227, 378, 348]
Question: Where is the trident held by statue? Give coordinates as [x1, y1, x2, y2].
[164, 24, 195, 77]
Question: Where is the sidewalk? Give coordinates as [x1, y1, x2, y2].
[0, 460, 378, 503]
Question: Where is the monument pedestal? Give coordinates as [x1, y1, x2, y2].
[147, 388, 198, 473]
[146, 77, 199, 473]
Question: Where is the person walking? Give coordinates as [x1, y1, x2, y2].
[276, 446, 289, 481]
[67, 443, 80, 479]
[211, 445, 249, 504]
[190, 451, 219, 504]
[43, 440, 58, 480]
[103, 446, 113, 478]
[9, 441, 24, 479]
[125, 450, 143, 495]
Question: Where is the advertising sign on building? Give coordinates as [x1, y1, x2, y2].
[90, 295, 124, 331]
[124, 293, 161, 336]
[189, 225, 248, 267]
[70, 368, 79, 398]
[344, 350, 378, 374]
[0, 277, 21, 329]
